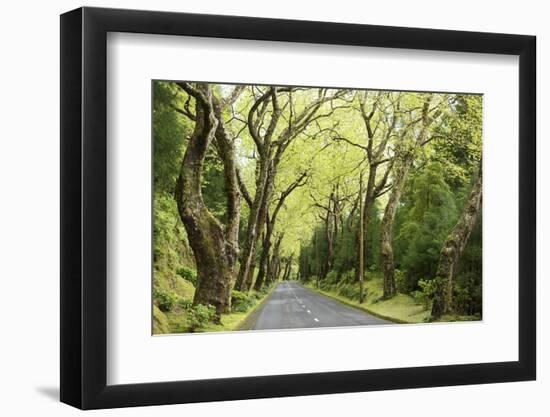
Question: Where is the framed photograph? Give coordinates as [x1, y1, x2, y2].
[60, 6, 536, 409]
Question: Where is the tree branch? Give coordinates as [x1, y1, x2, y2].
[236, 168, 253, 207]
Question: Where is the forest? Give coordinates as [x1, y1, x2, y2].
[152, 80, 482, 334]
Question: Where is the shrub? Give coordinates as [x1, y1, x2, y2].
[394, 269, 409, 294]
[177, 266, 197, 286]
[338, 283, 360, 300]
[325, 270, 339, 285]
[153, 288, 179, 312]
[187, 304, 216, 332]
[231, 290, 256, 312]
[319, 279, 334, 291]
[257, 284, 272, 296]
[341, 270, 355, 284]
[177, 298, 193, 310]
[413, 278, 437, 310]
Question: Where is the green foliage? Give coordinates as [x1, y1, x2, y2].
[394, 162, 459, 290]
[177, 298, 193, 310]
[187, 304, 216, 332]
[153, 191, 195, 295]
[255, 284, 273, 297]
[305, 275, 432, 324]
[325, 270, 339, 285]
[177, 266, 197, 286]
[153, 288, 179, 312]
[341, 270, 356, 283]
[332, 218, 359, 275]
[153, 81, 191, 194]
[394, 269, 408, 293]
[452, 215, 482, 315]
[338, 284, 361, 300]
[231, 290, 257, 313]
[432, 95, 483, 188]
[412, 279, 438, 310]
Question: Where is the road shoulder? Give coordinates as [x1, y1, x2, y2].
[236, 283, 281, 331]
[303, 283, 409, 324]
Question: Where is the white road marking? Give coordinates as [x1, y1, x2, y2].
[314, 318, 319, 322]
[307, 310, 311, 314]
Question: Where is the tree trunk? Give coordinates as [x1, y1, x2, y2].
[282, 256, 293, 281]
[324, 214, 333, 278]
[254, 214, 272, 291]
[174, 83, 241, 318]
[380, 154, 413, 298]
[269, 233, 284, 283]
[241, 163, 277, 291]
[380, 98, 432, 299]
[431, 163, 483, 318]
[361, 162, 379, 267]
[237, 87, 341, 291]
[358, 172, 365, 303]
[256, 172, 307, 290]
[234, 156, 270, 291]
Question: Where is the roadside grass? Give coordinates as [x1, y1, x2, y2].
[306, 280, 429, 324]
[201, 286, 275, 332]
[154, 281, 276, 334]
[201, 311, 253, 332]
[304, 274, 479, 324]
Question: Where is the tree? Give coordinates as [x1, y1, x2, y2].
[269, 233, 284, 283]
[358, 171, 365, 303]
[235, 87, 348, 291]
[173, 82, 243, 318]
[394, 162, 459, 291]
[153, 81, 484, 330]
[333, 92, 399, 281]
[380, 95, 443, 298]
[309, 182, 350, 279]
[431, 161, 482, 318]
[254, 172, 308, 290]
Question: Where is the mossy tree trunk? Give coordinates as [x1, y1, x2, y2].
[358, 172, 365, 303]
[234, 88, 282, 291]
[431, 162, 483, 318]
[380, 98, 437, 299]
[380, 153, 414, 298]
[174, 82, 242, 318]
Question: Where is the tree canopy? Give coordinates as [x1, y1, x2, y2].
[152, 81, 483, 333]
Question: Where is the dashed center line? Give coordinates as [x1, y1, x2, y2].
[288, 283, 318, 322]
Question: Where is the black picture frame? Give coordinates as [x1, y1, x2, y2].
[60, 6, 536, 410]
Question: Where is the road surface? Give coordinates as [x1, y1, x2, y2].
[249, 281, 391, 330]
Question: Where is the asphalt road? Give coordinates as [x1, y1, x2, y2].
[251, 281, 391, 330]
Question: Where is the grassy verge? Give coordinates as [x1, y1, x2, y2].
[154, 283, 276, 334]
[305, 280, 428, 324]
[304, 276, 478, 324]
[202, 287, 275, 333]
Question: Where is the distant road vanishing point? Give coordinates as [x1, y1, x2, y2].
[248, 281, 391, 330]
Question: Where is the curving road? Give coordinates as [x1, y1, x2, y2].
[249, 281, 391, 330]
